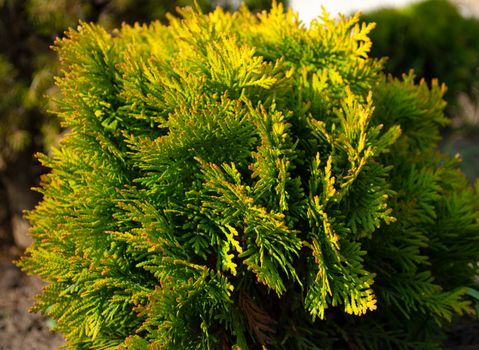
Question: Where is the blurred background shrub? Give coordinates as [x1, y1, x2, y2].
[363, 0, 479, 110]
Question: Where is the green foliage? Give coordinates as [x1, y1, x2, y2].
[0, 0, 286, 160]
[0, 0, 283, 247]
[362, 0, 479, 107]
[20, 4, 479, 349]
[0, 0, 287, 163]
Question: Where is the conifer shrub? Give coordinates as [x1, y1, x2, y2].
[20, 4, 479, 349]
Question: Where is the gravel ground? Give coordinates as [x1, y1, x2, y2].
[0, 246, 64, 350]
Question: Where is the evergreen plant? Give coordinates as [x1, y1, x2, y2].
[20, 4, 479, 349]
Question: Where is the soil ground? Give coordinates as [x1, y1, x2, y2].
[0, 245, 64, 350]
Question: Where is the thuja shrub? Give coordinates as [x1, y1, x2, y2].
[20, 4, 479, 349]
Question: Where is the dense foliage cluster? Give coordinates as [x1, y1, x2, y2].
[20, 4, 479, 349]
[362, 0, 479, 108]
[0, 0, 283, 247]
